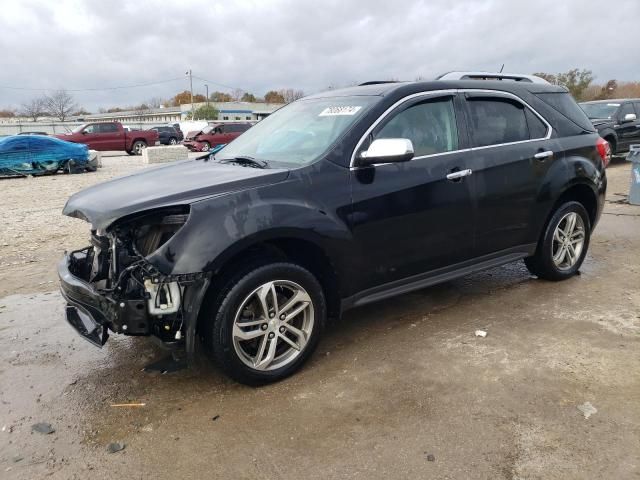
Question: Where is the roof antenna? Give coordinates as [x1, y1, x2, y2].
[499, 64, 505, 73]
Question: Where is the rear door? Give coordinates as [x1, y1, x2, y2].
[349, 93, 476, 289]
[99, 123, 122, 150]
[461, 92, 556, 255]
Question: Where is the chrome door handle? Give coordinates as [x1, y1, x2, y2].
[446, 169, 473, 180]
[534, 150, 554, 160]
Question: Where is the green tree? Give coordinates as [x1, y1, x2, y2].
[241, 92, 257, 102]
[186, 105, 219, 120]
[533, 69, 594, 101]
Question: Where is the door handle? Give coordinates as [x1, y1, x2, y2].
[534, 150, 554, 160]
[446, 169, 473, 180]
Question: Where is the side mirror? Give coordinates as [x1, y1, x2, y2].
[357, 138, 414, 166]
[81, 130, 88, 134]
[621, 113, 637, 123]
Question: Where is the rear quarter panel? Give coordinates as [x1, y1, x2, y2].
[532, 133, 606, 236]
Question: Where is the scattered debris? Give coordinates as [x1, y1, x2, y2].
[110, 403, 146, 408]
[475, 330, 488, 338]
[106, 442, 126, 454]
[31, 422, 55, 434]
[212, 415, 220, 421]
[12, 455, 23, 463]
[426, 454, 436, 462]
[577, 402, 598, 419]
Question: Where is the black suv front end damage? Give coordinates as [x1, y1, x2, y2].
[58, 206, 210, 354]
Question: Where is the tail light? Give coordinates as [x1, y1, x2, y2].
[596, 137, 611, 168]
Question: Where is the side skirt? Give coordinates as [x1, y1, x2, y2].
[340, 244, 537, 312]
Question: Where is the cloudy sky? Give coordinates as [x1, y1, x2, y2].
[1, 0, 639, 111]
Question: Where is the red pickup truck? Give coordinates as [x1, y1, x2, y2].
[56, 122, 159, 155]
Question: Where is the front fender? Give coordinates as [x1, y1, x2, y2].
[145, 189, 353, 278]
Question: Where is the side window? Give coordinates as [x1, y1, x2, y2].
[524, 109, 548, 139]
[101, 124, 118, 133]
[467, 98, 529, 147]
[634, 103, 640, 115]
[83, 124, 97, 134]
[619, 103, 635, 120]
[374, 97, 459, 157]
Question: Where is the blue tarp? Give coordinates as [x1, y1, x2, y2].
[0, 135, 90, 176]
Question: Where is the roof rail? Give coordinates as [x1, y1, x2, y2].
[436, 71, 550, 85]
[358, 81, 400, 86]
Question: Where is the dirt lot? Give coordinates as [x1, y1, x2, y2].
[0, 157, 638, 479]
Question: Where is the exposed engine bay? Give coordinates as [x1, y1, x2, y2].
[66, 207, 207, 345]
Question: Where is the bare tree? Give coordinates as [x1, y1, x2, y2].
[231, 88, 245, 101]
[279, 88, 305, 103]
[20, 96, 47, 122]
[44, 89, 77, 121]
[146, 96, 164, 108]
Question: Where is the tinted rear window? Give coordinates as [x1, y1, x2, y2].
[467, 98, 530, 147]
[533, 92, 595, 132]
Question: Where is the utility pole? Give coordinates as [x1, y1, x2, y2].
[205, 84, 209, 113]
[186, 69, 194, 120]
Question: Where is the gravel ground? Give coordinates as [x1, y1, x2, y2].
[0, 152, 199, 297]
[0, 157, 638, 479]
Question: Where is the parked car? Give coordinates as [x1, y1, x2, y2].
[149, 125, 183, 145]
[580, 99, 640, 156]
[0, 135, 95, 176]
[55, 121, 159, 155]
[183, 122, 253, 151]
[59, 72, 607, 385]
[17, 131, 48, 136]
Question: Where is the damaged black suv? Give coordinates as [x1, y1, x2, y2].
[59, 72, 607, 385]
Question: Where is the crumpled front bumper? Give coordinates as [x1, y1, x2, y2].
[58, 254, 113, 347]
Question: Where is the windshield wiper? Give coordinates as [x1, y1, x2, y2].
[218, 156, 268, 169]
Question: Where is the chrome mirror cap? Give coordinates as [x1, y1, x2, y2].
[358, 138, 414, 166]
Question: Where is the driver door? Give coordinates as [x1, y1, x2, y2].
[349, 93, 475, 291]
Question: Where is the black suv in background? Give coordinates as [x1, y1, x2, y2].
[59, 72, 607, 384]
[149, 125, 184, 145]
[580, 99, 640, 156]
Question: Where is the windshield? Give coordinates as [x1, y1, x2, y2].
[580, 103, 620, 119]
[217, 96, 377, 166]
[71, 125, 86, 133]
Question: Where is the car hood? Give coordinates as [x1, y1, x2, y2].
[63, 159, 290, 229]
[185, 130, 203, 140]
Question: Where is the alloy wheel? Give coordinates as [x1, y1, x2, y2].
[232, 280, 314, 371]
[551, 212, 585, 270]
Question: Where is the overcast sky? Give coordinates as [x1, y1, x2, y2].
[1, 0, 639, 111]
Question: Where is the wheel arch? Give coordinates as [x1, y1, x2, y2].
[196, 231, 343, 335]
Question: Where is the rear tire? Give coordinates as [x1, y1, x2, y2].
[525, 201, 591, 281]
[203, 262, 326, 385]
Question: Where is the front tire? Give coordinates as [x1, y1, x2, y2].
[201, 141, 211, 152]
[204, 262, 326, 385]
[169, 137, 178, 145]
[525, 201, 591, 281]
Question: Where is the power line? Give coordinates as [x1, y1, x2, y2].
[0, 77, 185, 92]
[191, 75, 244, 92]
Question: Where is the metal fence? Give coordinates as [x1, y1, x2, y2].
[0, 122, 85, 137]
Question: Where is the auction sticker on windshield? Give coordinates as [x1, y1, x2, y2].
[319, 106, 362, 116]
